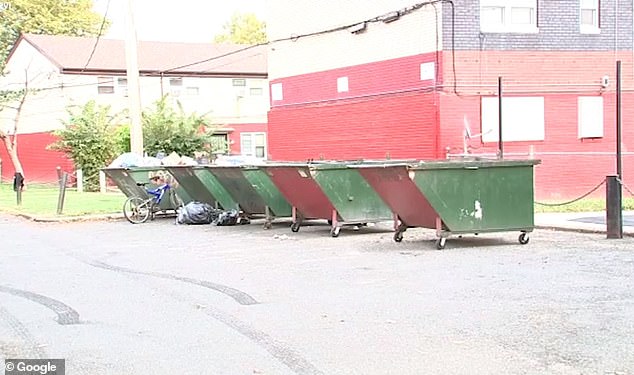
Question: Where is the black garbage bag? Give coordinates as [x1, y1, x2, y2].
[214, 209, 251, 226]
[214, 209, 240, 226]
[176, 201, 220, 225]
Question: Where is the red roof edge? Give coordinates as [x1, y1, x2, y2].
[61, 68, 268, 78]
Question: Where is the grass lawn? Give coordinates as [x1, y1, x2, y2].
[0, 183, 125, 218]
[1, 182, 634, 219]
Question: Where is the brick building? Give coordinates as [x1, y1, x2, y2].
[266, 0, 634, 200]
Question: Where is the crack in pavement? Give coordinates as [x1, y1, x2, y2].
[0, 286, 81, 325]
[77, 257, 259, 306]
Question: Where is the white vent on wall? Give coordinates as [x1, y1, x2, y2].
[337, 77, 349, 93]
[271, 83, 283, 101]
[420, 62, 435, 81]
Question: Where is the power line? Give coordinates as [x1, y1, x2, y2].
[82, 0, 111, 71]
[161, 0, 447, 74]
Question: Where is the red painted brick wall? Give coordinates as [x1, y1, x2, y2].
[0, 132, 74, 184]
[268, 91, 439, 161]
[270, 52, 442, 106]
[443, 51, 634, 94]
[268, 50, 634, 199]
[440, 92, 634, 201]
[438, 50, 634, 200]
[268, 53, 441, 161]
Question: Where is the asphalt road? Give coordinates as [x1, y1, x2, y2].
[0, 214, 633, 375]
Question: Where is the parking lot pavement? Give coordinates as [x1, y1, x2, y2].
[1, 214, 633, 375]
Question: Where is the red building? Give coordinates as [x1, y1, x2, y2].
[266, 0, 634, 200]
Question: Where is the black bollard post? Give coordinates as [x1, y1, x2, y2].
[606, 175, 623, 239]
[13, 172, 24, 206]
[57, 172, 68, 215]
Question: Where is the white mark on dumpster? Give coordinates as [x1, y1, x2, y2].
[472, 200, 483, 219]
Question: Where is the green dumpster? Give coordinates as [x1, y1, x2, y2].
[359, 159, 539, 249]
[194, 167, 239, 210]
[103, 167, 188, 212]
[165, 166, 230, 209]
[102, 168, 148, 200]
[242, 166, 292, 228]
[309, 163, 395, 237]
[206, 165, 291, 228]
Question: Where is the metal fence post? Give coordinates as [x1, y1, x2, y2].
[57, 171, 68, 215]
[606, 175, 623, 239]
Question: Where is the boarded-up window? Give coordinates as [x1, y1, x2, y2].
[578, 96, 603, 138]
[481, 96, 545, 142]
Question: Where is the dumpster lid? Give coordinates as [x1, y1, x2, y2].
[409, 159, 541, 170]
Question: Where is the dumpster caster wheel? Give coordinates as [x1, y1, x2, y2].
[263, 221, 272, 229]
[330, 227, 341, 237]
[327, 220, 332, 225]
[290, 222, 301, 232]
[394, 231, 404, 243]
[435, 237, 446, 250]
[519, 232, 530, 245]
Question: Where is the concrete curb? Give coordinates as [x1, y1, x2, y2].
[5, 212, 125, 223]
[535, 225, 634, 237]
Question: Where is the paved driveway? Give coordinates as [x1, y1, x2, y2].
[1, 215, 633, 374]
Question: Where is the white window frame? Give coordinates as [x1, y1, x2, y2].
[580, 0, 600, 34]
[240, 132, 267, 159]
[169, 77, 183, 97]
[185, 86, 199, 96]
[117, 77, 128, 96]
[232, 78, 246, 87]
[578, 96, 603, 138]
[481, 96, 545, 142]
[480, 0, 538, 34]
[97, 76, 114, 94]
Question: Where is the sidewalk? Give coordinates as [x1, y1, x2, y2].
[535, 210, 634, 236]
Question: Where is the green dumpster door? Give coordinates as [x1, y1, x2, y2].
[102, 169, 149, 199]
[312, 166, 393, 223]
[412, 161, 536, 233]
[165, 166, 216, 204]
[243, 168, 292, 217]
[207, 167, 267, 215]
[194, 168, 239, 210]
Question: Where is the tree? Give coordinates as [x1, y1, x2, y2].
[214, 12, 267, 45]
[141, 97, 218, 158]
[0, 0, 106, 67]
[50, 101, 121, 191]
[0, 88, 27, 181]
[0, 69, 32, 189]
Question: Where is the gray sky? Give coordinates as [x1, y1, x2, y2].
[93, 0, 267, 42]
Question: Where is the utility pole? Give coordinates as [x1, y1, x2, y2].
[607, 60, 623, 239]
[124, 0, 143, 155]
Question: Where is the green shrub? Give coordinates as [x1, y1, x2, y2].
[50, 101, 121, 191]
[142, 97, 216, 157]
